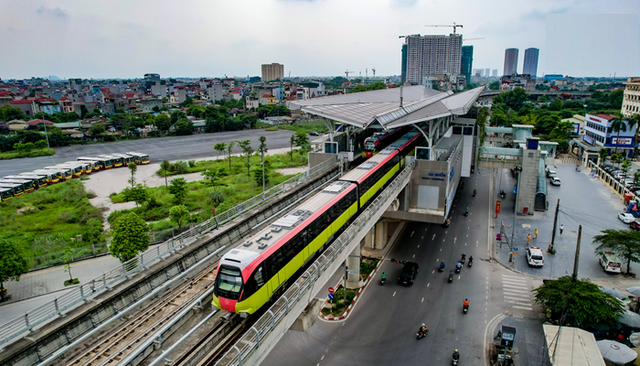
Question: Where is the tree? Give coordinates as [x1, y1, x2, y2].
[174, 118, 194, 135]
[254, 165, 270, 186]
[210, 190, 226, 208]
[611, 153, 622, 169]
[533, 276, 624, 327]
[289, 134, 296, 160]
[490, 108, 507, 126]
[169, 177, 188, 204]
[214, 142, 226, 160]
[237, 139, 254, 176]
[125, 183, 148, 207]
[62, 247, 77, 285]
[598, 148, 609, 166]
[0, 105, 25, 122]
[154, 114, 171, 132]
[609, 113, 627, 155]
[128, 162, 137, 187]
[88, 123, 106, 138]
[110, 213, 150, 263]
[633, 171, 640, 189]
[170, 110, 186, 123]
[0, 239, 29, 298]
[548, 98, 563, 111]
[621, 159, 632, 178]
[226, 141, 236, 169]
[609, 89, 624, 109]
[593, 229, 640, 275]
[160, 160, 171, 187]
[169, 205, 191, 231]
[520, 114, 538, 126]
[201, 168, 226, 190]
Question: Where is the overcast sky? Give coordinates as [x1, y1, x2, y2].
[1, 0, 639, 80]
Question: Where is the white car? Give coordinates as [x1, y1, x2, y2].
[550, 177, 561, 186]
[526, 246, 544, 267]
[618, 213, 636, 223]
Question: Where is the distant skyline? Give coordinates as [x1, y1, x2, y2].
[0, 0, 639, 80]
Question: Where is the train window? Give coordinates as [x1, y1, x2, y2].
[254, 266, 265, 287]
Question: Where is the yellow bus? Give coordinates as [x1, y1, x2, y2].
[32, 169, 61, 184]
[18, 174, 48, 189]
[58, 162, 84, 178]
[0, 186, 13, 202]
[1, 177, 36, 193]
[78, 156, 113, 170]
[99, 155, 123, 168]
[126, 152, 150, 165]
[43, 166, 72, 181]
[0, 181, 28, 196]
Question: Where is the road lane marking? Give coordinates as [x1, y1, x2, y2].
[321, 355, 325, 360]
[425, 227, 428, 231]
[422, 297, 425, 302]
[465, 243, 467, 246]
[417, 245, 420, 248]
[454, 237, 457, 243]
[436, 258, 440, 262]
[427, 283, 430, 287]
[512, 306, 533, 310]
[445, 231, 448, 234]
[421, 236, 424, 239]
[440, 248, 442, 251]
[432, 270, 435, 274]
[413, 254, 415, 258]
[476, 240, 479, 247]
[410, 231, 415, 237]
[458, 276, 461, 280]
[432, 234, 436, 240]
[393, 291, 396, 297]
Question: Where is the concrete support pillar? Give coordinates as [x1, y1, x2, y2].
[346, 246, 361, 289]
[364, 227, 374, 249]
[374, 221, 388, 249]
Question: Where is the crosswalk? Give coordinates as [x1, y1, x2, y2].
[501, 274, 533, 311]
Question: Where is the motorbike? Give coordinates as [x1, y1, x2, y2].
[460, 254, 466, 265]
[452, 352, 460, 365]
[448, 271, 454, 283]
[499, 190, 506, 198]
[468, 259, 473, 268]
[417, 328, 429, 339]
[380, 277, 386, 285]
[443, 219, 450, 228]
[472, 189, 476, 197]
[464, 209, 469, 217]
[455, 263, 461, 274]
[463, 304, 469, 314]
[439, 263, 446, 272]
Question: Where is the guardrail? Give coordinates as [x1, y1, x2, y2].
[587, 161, 640, 201]
[215, 158, 415, 366]
[0, 156, 339, 348]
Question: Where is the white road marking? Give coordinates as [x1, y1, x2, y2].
[321, 355, 325, 360]
[445, 231, 448, 234]
[417, 245, 420, 248]
[476, 240, 479, 247]
[393, 291, 396, 297]
[425, 227, 428, 231]
[422, 297, 425, 302]
[504, 293, 531, 299]
[443, 239, 446, 242]
[501, 274, 525, 280]
[432, 270, 435, 274]
[468, 226, 470, 229]
[421, 236, 424, 239]
[432, 234, 436, 240]
[413, 254, 415, 258]
[427, 283, 430, 287]
[436, 258, 440, 262]
[454, 237, 457, 243]
[458, 276, 461, 280]
[512, 306, 533, 310]
[410, 231, 415, 237]
[465, 243, 467, 246]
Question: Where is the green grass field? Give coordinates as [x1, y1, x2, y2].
[0, 179, 104, 257]
[111, 152, 308, 230]
[0, 148, 55, 160]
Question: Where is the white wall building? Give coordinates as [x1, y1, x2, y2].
[622, 77, 640, 118]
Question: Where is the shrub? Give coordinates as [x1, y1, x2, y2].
[171, 161, 188, 174]
[188, 160, 196, 167]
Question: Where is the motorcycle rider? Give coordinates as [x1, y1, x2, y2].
[464, 207, 469, 215]
[468, 256, 473, 266]
[453, 349, 460, 360]
[381, 272, 387, 281]
[461, 253, 466, 262]
[473, 189, 477, 196]
[463, 298, 470, 308]
[419, 323, 428, 335]
[456, 262, 462, 270]
[440, 261, 446, 269]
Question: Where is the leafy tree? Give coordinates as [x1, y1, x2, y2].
[62, 247, 77, 284]
[621, 159, 632, 178]
[201, 168, 226, 190]
[611, 153, 622, 168]
[169, 205, 191, 230]
[608, 89, 624, 109]
[160, 160, 171, 186]
[521, 114, 538, 126]
[294, 131, 309, 150]
[0, 105, 25, 122]
[609, 113, 627, 155]
[289, 134, 296, 160]
[214, 142, 226, 160]
[154, 114, 171, 131]
[210, 190, 226, 208]
[174, 118, 194, 135]
[110, 213, 150, 263]
[548, 98, 563, 111]
[170, 110, 186, 123]
[0, 239, 29, 297]
[598, 148, 609, 166]
[237, 139, 254, 176]
[226, 141, 236, 169]
[258, 135, 267, 156]
[169, 177, 188, 204]
[180, 97, 194, 107]
[124, 183, 148, 207]
[533, 276, 624, 327]
[490, 108, 507, 126]
[488, 81, 499, 90]
[254, 165, 270, 186]
[89, 123, 106, 138]
[240, 114, 258, 129]
[593, 229, 640, 275]
[633, 171, 640, 188]
[493, 87, 529, 111]
[128, 162, 137, 187]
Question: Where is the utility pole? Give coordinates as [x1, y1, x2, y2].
[344, 265, 348, 303]
[548, 199, 559, 254]
[510, 166, 522, 251]
[572, 225, 582, 281]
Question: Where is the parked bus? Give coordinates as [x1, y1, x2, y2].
[43, 166, 73, 181]
[1, 177, 36, 193]
[0, 186, 13, 202]
[111, 153, 135, 164]
[0, 183, 23, 197]
[77, 157, 103, 171]
[0, 180, 30, 195]
[126, 152, 150, 165]
[58, 162, 84, 178]
[67, 161, 93, 174]
[32, 169, 61, 184]
[78, 156, 113, 170]
[17, 173, 48, 188]
[98, 155, 124, 168]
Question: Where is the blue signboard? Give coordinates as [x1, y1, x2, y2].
[513, 186, 517, 194]
[328, 293, 335, 300]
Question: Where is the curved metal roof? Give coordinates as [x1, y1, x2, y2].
[290, 85, 484, 129]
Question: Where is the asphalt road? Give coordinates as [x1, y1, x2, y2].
[263, 168, 544, 366]
[0, 129, 295, 178]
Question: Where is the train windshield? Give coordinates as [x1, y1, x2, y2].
[216, 265, 243, 300]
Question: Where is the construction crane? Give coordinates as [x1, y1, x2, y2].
[372, 67, 376, 78]
[345, 70, 355, 79]
[424, 22, 463, 34]
[463, 37, 485, 41]
[365, 68, 368, 79]
[288, 71, 291, 79]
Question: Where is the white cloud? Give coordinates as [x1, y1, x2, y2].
[0, 0, 638, 79]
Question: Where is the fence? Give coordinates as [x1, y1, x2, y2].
[27, 243, 109, 271]
[0, 156, 339, 349]
[215, 158, 415, 366]
[587, 161, 640, 202]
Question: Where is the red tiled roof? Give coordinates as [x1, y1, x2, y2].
[0, 91, 11, 96]
[124, 93, 135, 98]
[262, 94, 272, 98]
[595, 114, 615, 120]
[0, 85, 10, 89]
[27, 119, 54, 126]
[231, 91, 241, 94]
[10, 99, 31, 104]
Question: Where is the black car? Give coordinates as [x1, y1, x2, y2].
[308, 131, 319, 136]
[398, 262, 419, 285]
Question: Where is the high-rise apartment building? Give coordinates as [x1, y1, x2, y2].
[485, 68, 490, 78]
[402, 34, 463, 85]
[261, 63, 284, 82]
[503, 48, 519, 76]
[492, 69, 498, 77]
[523, 48, 539, 76]
[460, 46, 474, 83]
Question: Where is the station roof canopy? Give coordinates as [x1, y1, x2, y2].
[289, 85, 484, 129]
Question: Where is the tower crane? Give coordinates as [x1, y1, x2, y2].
[424, 22, 463, 34]
[463, 37, 485, 41]
[344, 70, 355, 79]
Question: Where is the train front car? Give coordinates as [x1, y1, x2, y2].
[213, 181, 358, 317]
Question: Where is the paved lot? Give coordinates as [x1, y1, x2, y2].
[493, 160, 631, 279]
[0, 129, 295, 177]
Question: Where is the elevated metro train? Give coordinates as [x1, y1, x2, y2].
[213, 129, 425, 316]
[362, 126, 413, 158]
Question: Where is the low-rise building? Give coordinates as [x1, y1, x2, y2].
[622, 77, 640, 118]
[583, 113, 636, 157]
[9, 100, 33, 117]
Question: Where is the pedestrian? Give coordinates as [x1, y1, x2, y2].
[526, 233, 531, 245]
[616, 332, 624, 342]
[534, 228, 538, 239]
[560, 224, 564, 235]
